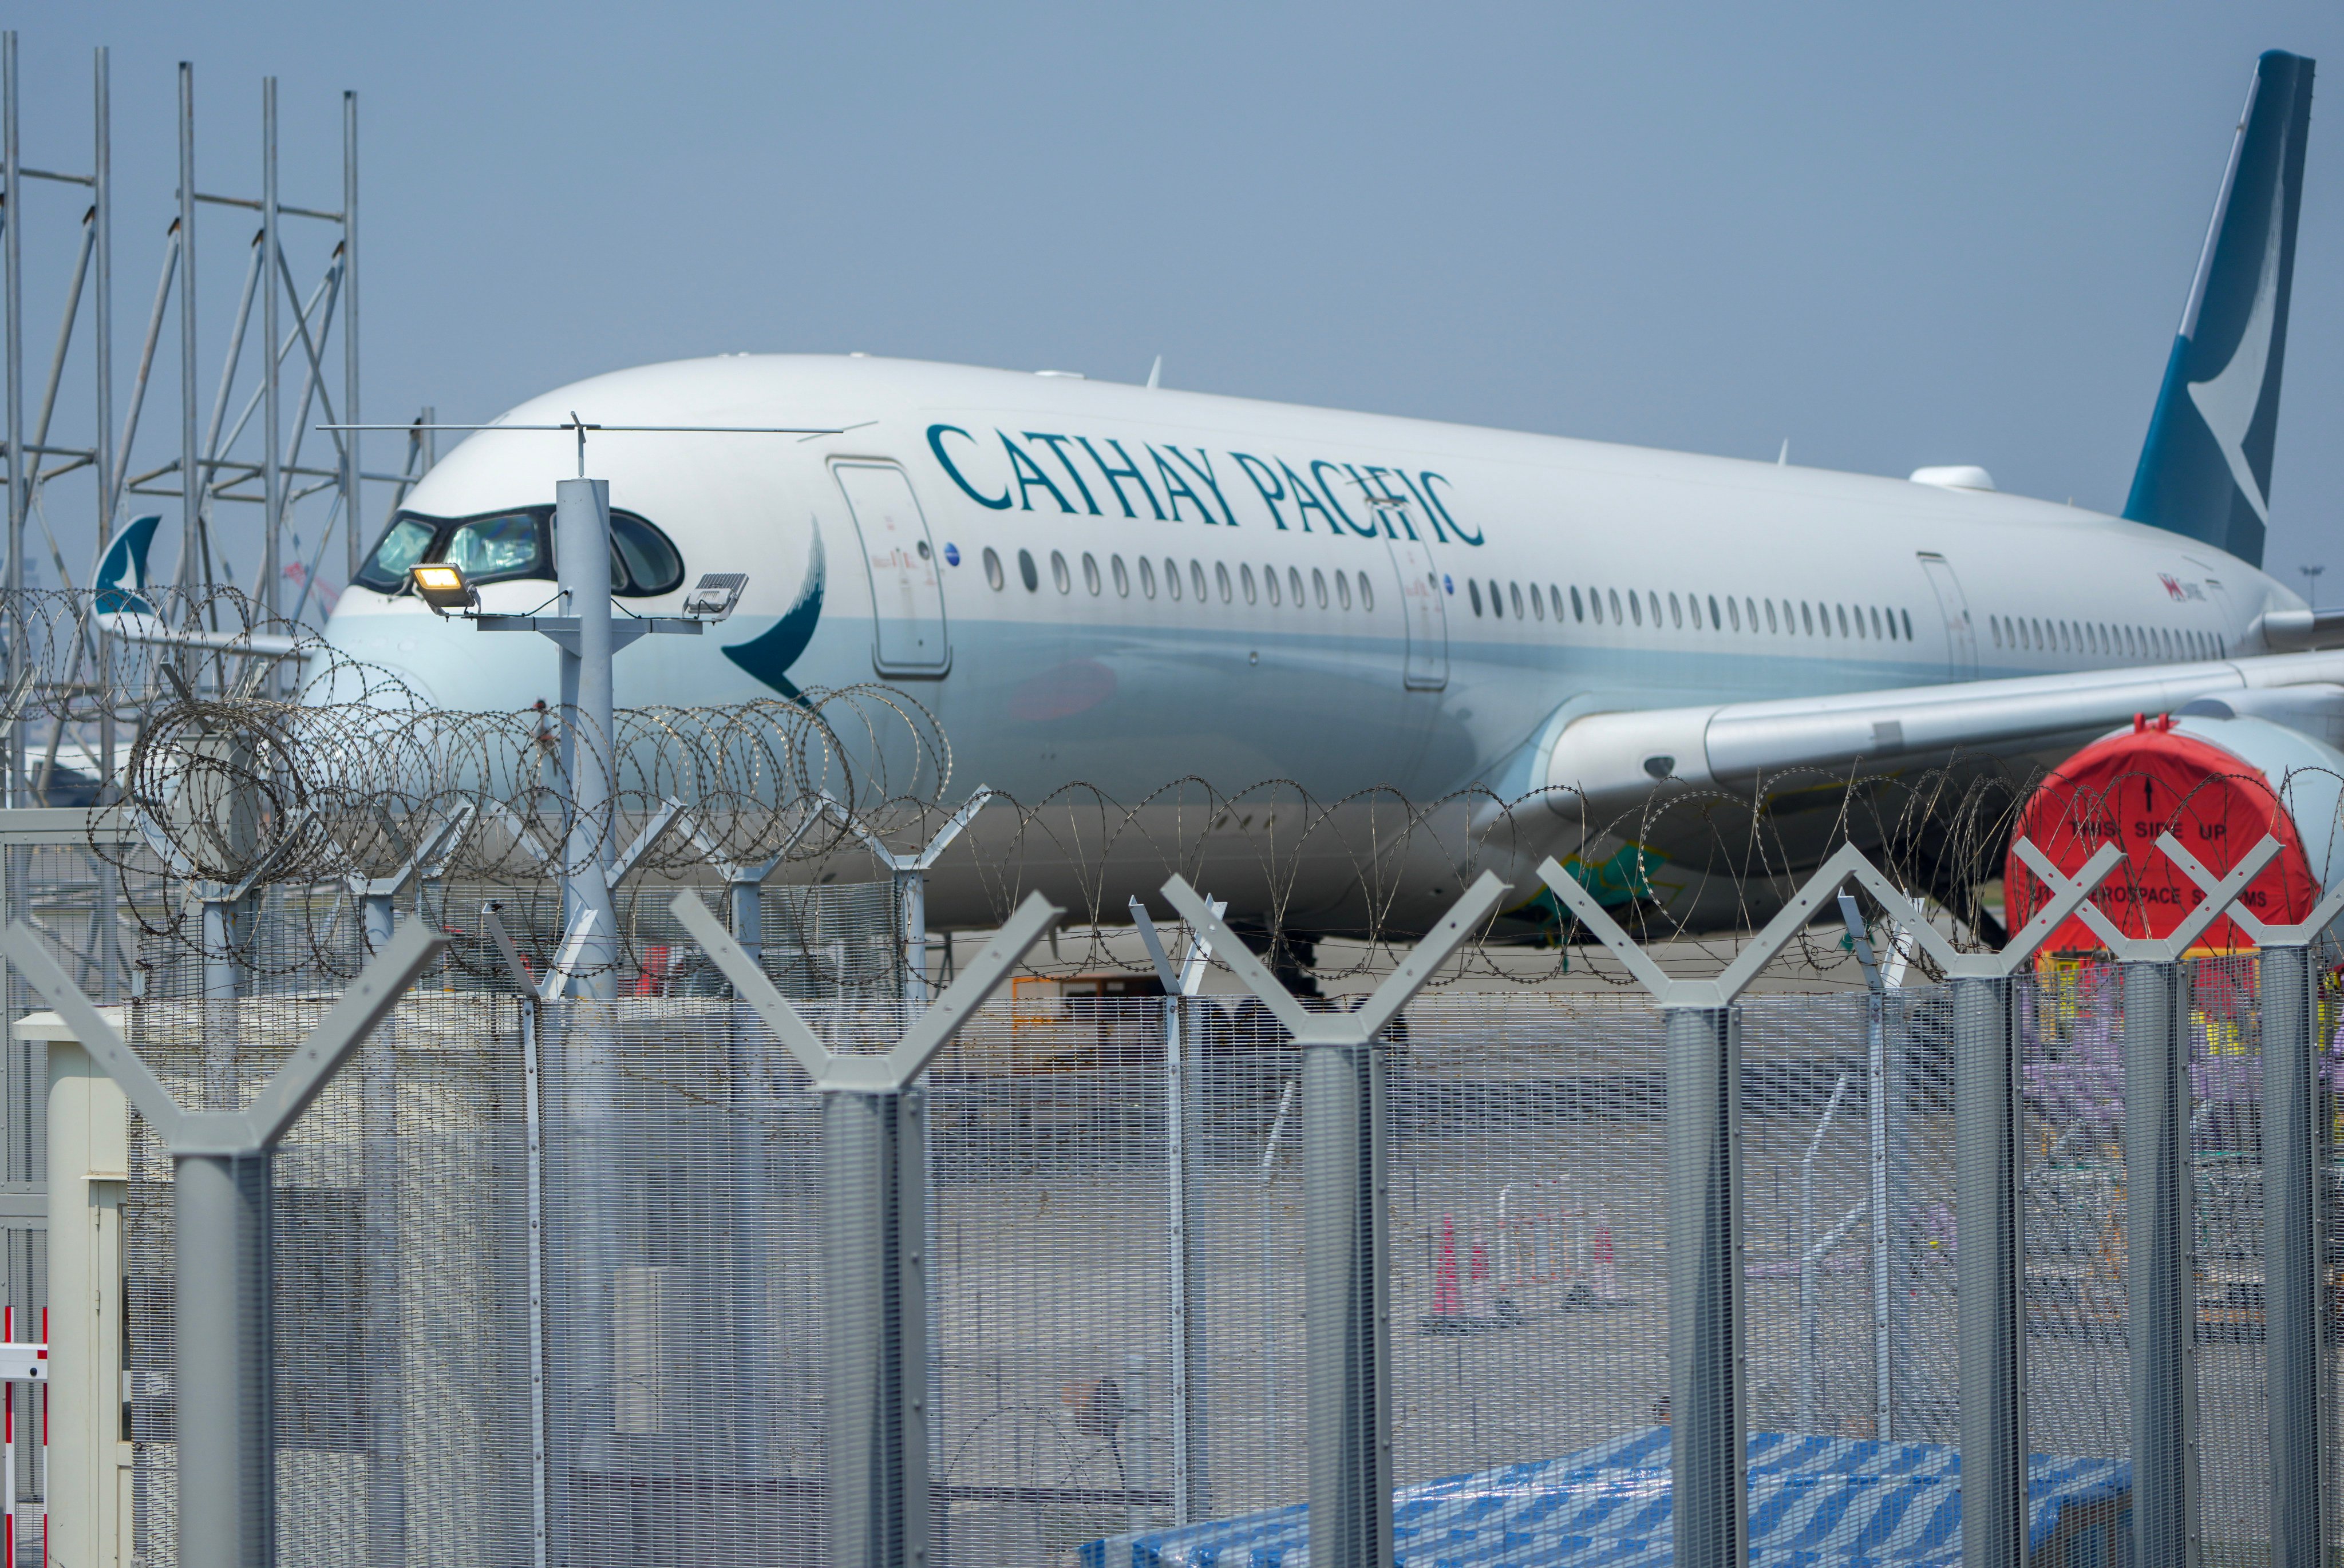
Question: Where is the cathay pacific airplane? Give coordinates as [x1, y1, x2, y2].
[124, 51, 2334, 939]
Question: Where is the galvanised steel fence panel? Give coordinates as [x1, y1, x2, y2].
[33, 850, 2327, 1567]
[90, 976, 2344, 1568]
[122, 990, 535, 1568]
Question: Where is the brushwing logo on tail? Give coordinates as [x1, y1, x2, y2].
[720, 520, 824, 702]
[88, 514, 303, 656]
[2121, 50, 2314, 569]
[2185, 140, 2287, 525]
[94, 516, 161, 616]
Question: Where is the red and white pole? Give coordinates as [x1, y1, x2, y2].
[5, 1304, 16, 1568]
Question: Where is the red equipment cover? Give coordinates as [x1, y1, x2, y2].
[2005, 714, 2318, 952]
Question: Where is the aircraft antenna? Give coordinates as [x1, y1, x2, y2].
[318, 414, 849, 473]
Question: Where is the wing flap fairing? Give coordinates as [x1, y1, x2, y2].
[1540, 648, 2344, 819]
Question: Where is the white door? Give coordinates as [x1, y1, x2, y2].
[1386, 535, 1448, 690]
[1916, 552, 1977, 678]
[835, 462, 950, 676]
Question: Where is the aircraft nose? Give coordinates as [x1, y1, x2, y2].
[319, 611, 456, 706]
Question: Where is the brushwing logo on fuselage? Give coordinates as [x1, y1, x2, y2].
[720, 520, 824, 702]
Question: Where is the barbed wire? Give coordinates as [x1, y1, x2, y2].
[7, 589, 2336, 993]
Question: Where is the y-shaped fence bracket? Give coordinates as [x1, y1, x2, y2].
[819, 787, 997, 1003]
[677, 800, 821, 972]
[675, 886, 1055, 1094]
[1538, 840, 2121, 1568]
[0, 918, 445, 1568]
[1161, 870, 1507, 1568]
[675, 886, 1060, 1568]
[135, 801, 317, 1003]
[604, 799, 681, 884]
[1131, 893, 1223, 999]
[481, 903, 602, 1003]
[342, 802, 477, 952]
[2031, 834, 2284, 965]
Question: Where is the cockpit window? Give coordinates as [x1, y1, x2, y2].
[355, 516, 437, 592]
[442, 512, 544, 581]
[610, 513, 684, 596]
[355, 505, 685, 599]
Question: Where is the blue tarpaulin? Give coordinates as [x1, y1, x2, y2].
[1083, 1427, 2131, 1568]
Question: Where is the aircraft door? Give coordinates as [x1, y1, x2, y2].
[1916, 552, 1977, 678]
[1386, 536, 1449, 689]
[834, 461, 951, 676]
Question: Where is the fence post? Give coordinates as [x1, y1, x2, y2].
[1133, 893, 1224, 1525]
[2258, 937, 2329, 1568]
[2125, 957, 2198, 1568]
[1666, 999, 1744, 1563]
[482, 904, 557, 1568]
[1, 918, 445, 1568]
[2048, 831, 2280, 1568]
[678, 886, 1062, 1568]
[1836, 893, 1899, 1443]
[1544, 842, 2120, 1568]
[2153, 841, 2344, 1568]
[1952, 969, 2026, 1568]
[1163, 872, 1507, 1568]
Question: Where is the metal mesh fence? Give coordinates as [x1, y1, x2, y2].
[123, 991, 536, 1568]
[69, 963, 2342, 1567]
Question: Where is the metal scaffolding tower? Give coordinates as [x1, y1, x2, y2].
[0, 34, 435, 802]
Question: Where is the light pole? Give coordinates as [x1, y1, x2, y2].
[2300, 563, 2324, 601]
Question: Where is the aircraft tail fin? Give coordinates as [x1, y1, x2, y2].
[93, 516, 161, 616]
[2122, 50, 2315, 568]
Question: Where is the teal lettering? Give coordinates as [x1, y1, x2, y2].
[1077, 436, 1167, 520]
[1355, 465, 1418, 539]
[1418, 470, 1481, 544]
[1391, 469, 1454, 543]
[1278, 459, 1339, 535]
[999, 433, 1076, 513]
[1166, 446, 1241, 526]
[1231, 452, 1290, 529]
[1022, 433, 1102, 514]
[1313, 460, 1378, 537]
[1150, 445, 1220, 525]
[928, 424, 1010, 509]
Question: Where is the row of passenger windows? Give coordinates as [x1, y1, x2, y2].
[973, 543, 2230, 667]
[1469, 577, 1917, 643]
[1991, 615, 2223, 662]
[982, 545, 1378, 612]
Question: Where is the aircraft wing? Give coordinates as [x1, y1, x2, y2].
[97, 611, 303, 660]
[1540, 649, 2344, 819]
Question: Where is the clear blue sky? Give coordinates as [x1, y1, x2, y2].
[14, 2, 2344, 594]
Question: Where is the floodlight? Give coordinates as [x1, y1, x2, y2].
[409, 562, 476, 615]
[682, 572, 748, 622]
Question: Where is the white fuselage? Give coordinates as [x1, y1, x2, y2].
[321, 354, 2296, 926]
